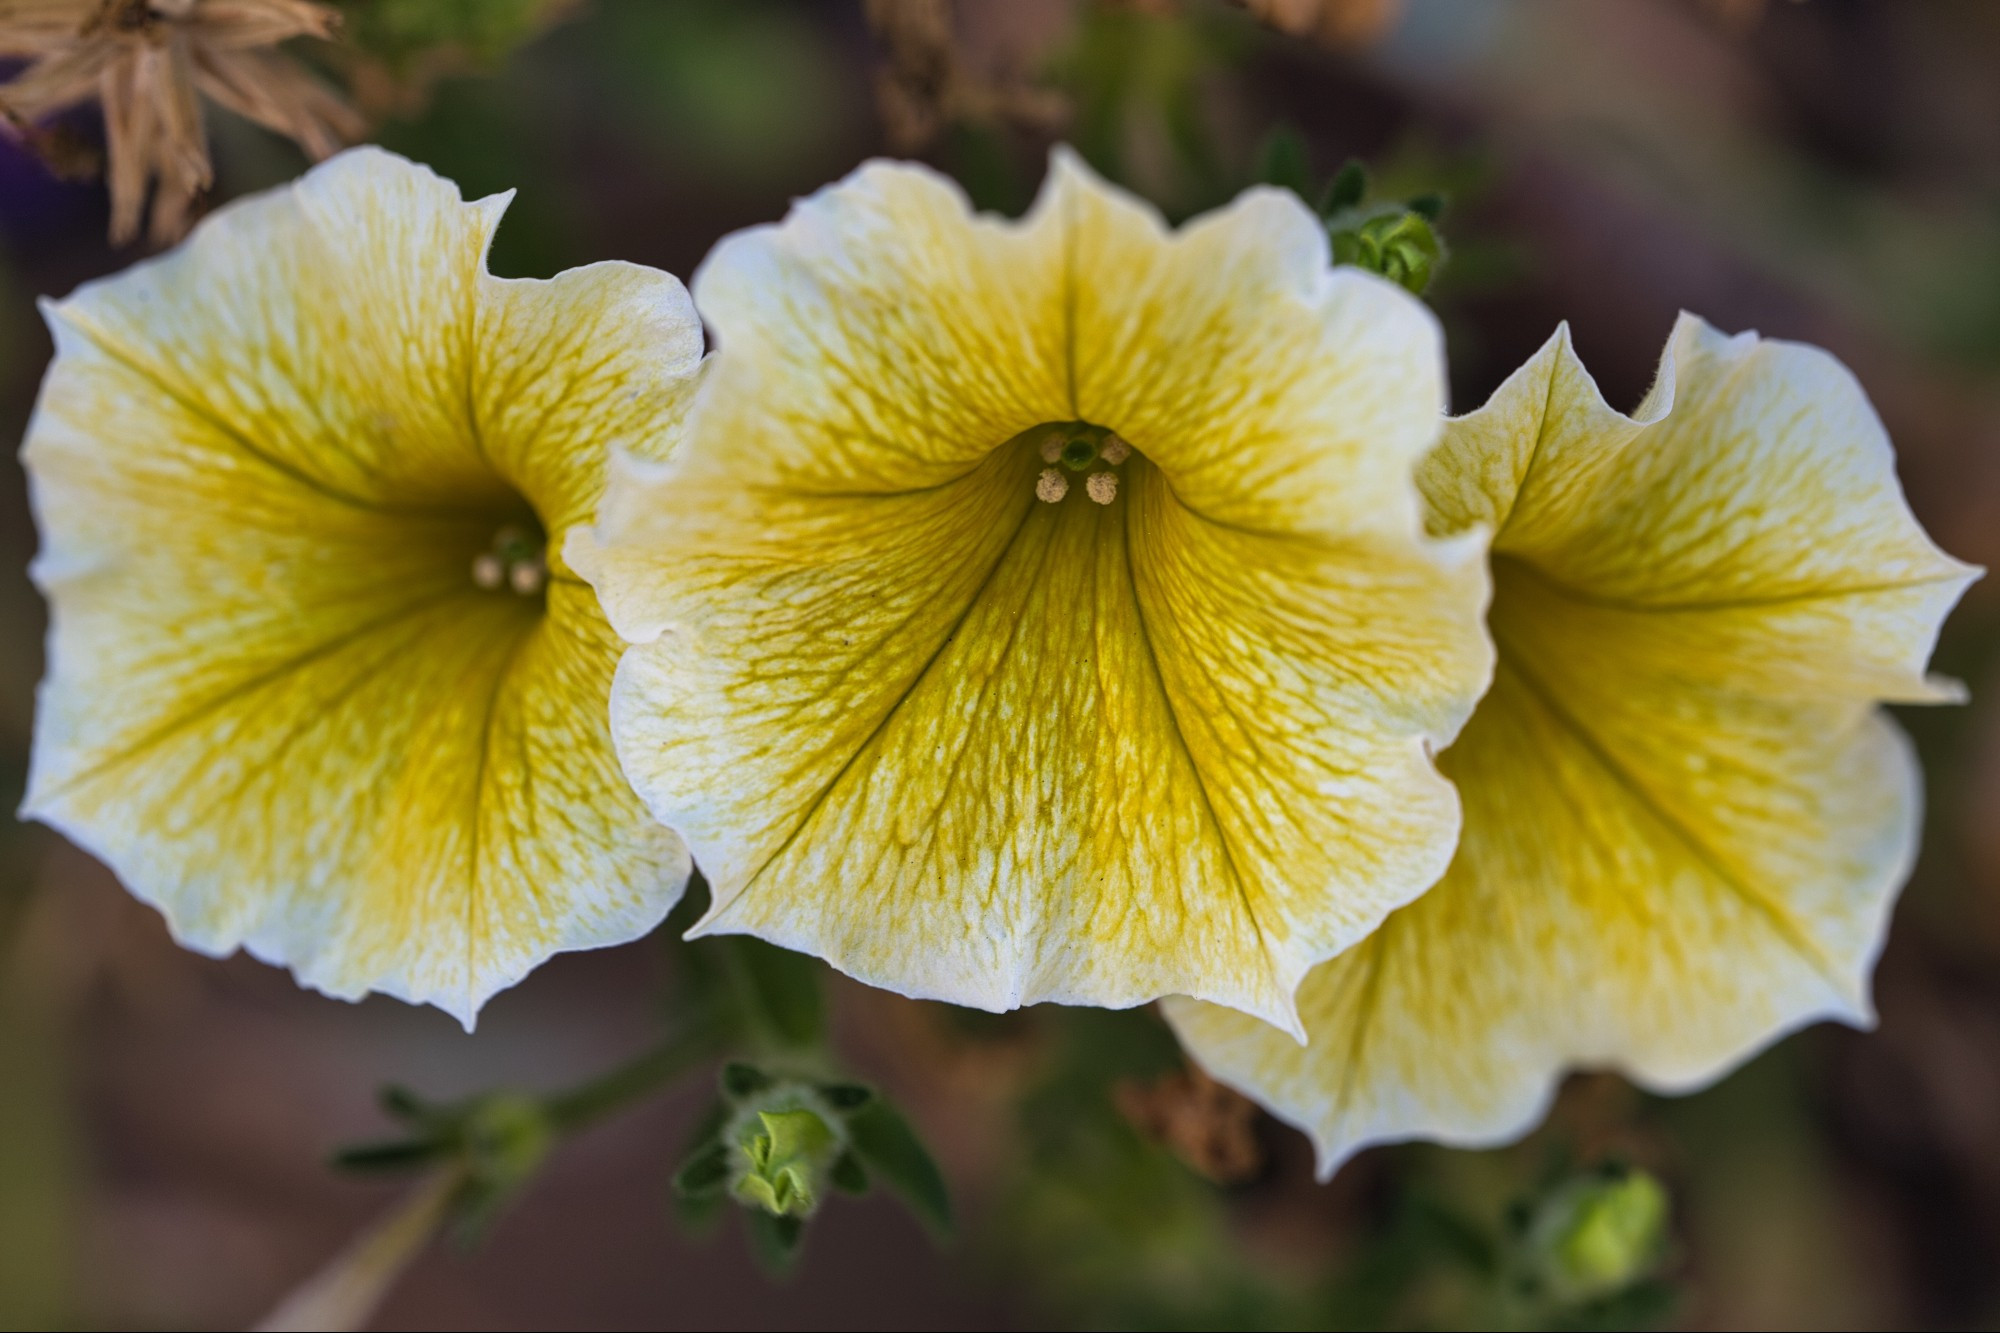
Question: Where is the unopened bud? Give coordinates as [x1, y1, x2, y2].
[1329, 208, 1445, 295]
[1527, 1167, 1669, 1303]
[460, 1093, 552, 1194]
[727, 1092, 846, 1220]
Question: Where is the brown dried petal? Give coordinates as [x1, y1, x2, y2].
[0, 34, 121, 119]
[188, 0, 339, 50]
[0, 0, 92, 57]
[192, 43, 357, 157]
[99, 52, 152, 244]
[1115, 1066, 1264, 1185]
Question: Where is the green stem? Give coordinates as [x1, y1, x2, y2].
[543, 1025, 722, 1134]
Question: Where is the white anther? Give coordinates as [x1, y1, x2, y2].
[1086, 471, 1118, 505]
[1039, 435, 1064, 463]
[472, 552, 505, 590]
[509, 559, 547, 596]
[1100, 436, 1131, 465]
[1036, 468, 1069, 503]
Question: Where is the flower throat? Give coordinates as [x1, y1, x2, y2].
[1029, 421, 1132, 506]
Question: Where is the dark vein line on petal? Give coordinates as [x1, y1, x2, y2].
[1499, 554, 1966, 616]
[1123, 467, 1282, 1000]
[42, 586, 471, 800]
[729, 493, 1046, 908]
[1330, 925, 1392, 1119]
[62, 311, 501, 520]
[465, 612, 544, 1012]
[1489, 632, 1849, 990]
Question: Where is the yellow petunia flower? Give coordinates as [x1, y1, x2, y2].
[572, 152, 1493, 1033]
[21, 147, 704, 1027]
[1167, 316, 1980, 1171]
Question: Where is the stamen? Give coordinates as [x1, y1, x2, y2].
[1100, 435, 1131, 465]
[1036, 468, 1070, 503]
[1039, 435, 1064, 464]
[1085, 472, 1118, 505]
[509, 559, 547, 596]
[473, 521, 549, 597]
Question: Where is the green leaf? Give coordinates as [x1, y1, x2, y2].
[1406, 191, 1446, 221]
[830, 1152, 869, 1195]
[673, 1186, 729, 1236]
[673, 1141, 733, 1198]
[818, 1082, 875, 1113]
[328, 1138, 445, 1174]
[377, 1084, 431, 1124]
[746, 1209, 806, 1276]
[1321, 158, 1368, 214]
[1254, 124, 1313, 198]
[846, 1100, 951, 1235]
[721, 1061, 774, 1101]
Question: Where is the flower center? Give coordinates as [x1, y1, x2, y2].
[1032, 422, 1132, 506]
[471, 518, 548, 598]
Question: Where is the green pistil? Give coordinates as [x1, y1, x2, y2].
[1047, 422, 1116, 472]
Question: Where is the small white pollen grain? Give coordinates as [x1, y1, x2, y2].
[1036, 468, 1069, 503]
[1086, 471, 1118, 504]
[1039, 435, 1064, 463]
[510, 559, 547, 596]
[1100, 435, 1131, 465]
[472, 552, 505, 590]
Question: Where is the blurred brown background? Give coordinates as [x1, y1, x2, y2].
[2, 1, 1998, 1328]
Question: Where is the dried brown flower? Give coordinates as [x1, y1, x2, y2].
[864, 0, 1066, 154]
[0, 0, 362, 245]
[1115, 1064, 1264, 1185]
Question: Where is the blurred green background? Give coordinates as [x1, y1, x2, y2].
[3, 1, 1999, 1328]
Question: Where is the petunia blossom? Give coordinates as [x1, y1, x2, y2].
[572, 151, 1493, 1033]
[21, 146, 704, 1027]
[1167, 316, 1979, 1172]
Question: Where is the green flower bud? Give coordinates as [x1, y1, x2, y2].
[1527, 1167, 1670, 1304]
[1330, 208, 1445, 296]
[725, 1089, 848, 1220]
[460, 1092, 553, 1192]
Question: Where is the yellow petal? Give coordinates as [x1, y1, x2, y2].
[474, 259, 706, 561]
[1169, 316, 1978, 1171]
[22, 147, 699, 1025]
[579, 153, 1490, 1030]
[1057, 151, 1444, 540]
